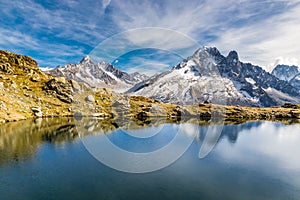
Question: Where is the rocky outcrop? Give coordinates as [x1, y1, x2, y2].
[43, 77, 74, 103]
[0, 63, 13, 74]
[0, 50, 39, 74]
[0, 50, 78, 122]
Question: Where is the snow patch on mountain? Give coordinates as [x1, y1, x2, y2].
[245, 77, 256, 85]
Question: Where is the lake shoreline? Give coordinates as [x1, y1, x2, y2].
[1, 102, 299, 124]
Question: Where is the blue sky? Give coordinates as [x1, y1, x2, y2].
[0, 0, 300, 74]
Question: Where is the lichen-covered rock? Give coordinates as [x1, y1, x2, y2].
[282, 103, 299, 109]
[137, 111, 148, 118]
[149, 104, 165, 116]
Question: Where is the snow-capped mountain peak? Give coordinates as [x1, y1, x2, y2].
[174, 46, 223, 77]
[80, 55, 91, 62]
[127, 46, 300, 107]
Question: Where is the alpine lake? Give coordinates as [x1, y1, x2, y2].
[1, 116, 300, 200]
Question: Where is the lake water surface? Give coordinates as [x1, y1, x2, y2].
[1, 118, 300, 200]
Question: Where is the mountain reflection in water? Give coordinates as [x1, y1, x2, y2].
[0, 117, 298, 166]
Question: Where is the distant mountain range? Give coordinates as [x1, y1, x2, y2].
[271, 64, 300, 91]
[45, 56, 149, 92]
[45, 47, 300, 107]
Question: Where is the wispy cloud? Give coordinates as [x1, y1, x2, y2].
[0, 0, 117, 67]
[89, 28, 199, 66]
[0, 27, 86, 67]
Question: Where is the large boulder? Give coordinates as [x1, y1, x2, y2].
[43, 78, 74, 103]
[85, 95, 95, 103]
[31, 106, 43, 117]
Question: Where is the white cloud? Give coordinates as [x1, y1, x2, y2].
[102, 0, 111, 10]
[126, 62, 170, 76]
[111, 0, 234, 36]
[209, 1, 300, 71]
[271, 57, 299, 68]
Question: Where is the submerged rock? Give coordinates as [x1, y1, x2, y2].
[74, 111, 83, 120]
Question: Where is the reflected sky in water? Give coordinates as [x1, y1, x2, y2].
[216, 122, 300, 188]
[0, 119, 300, 200]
